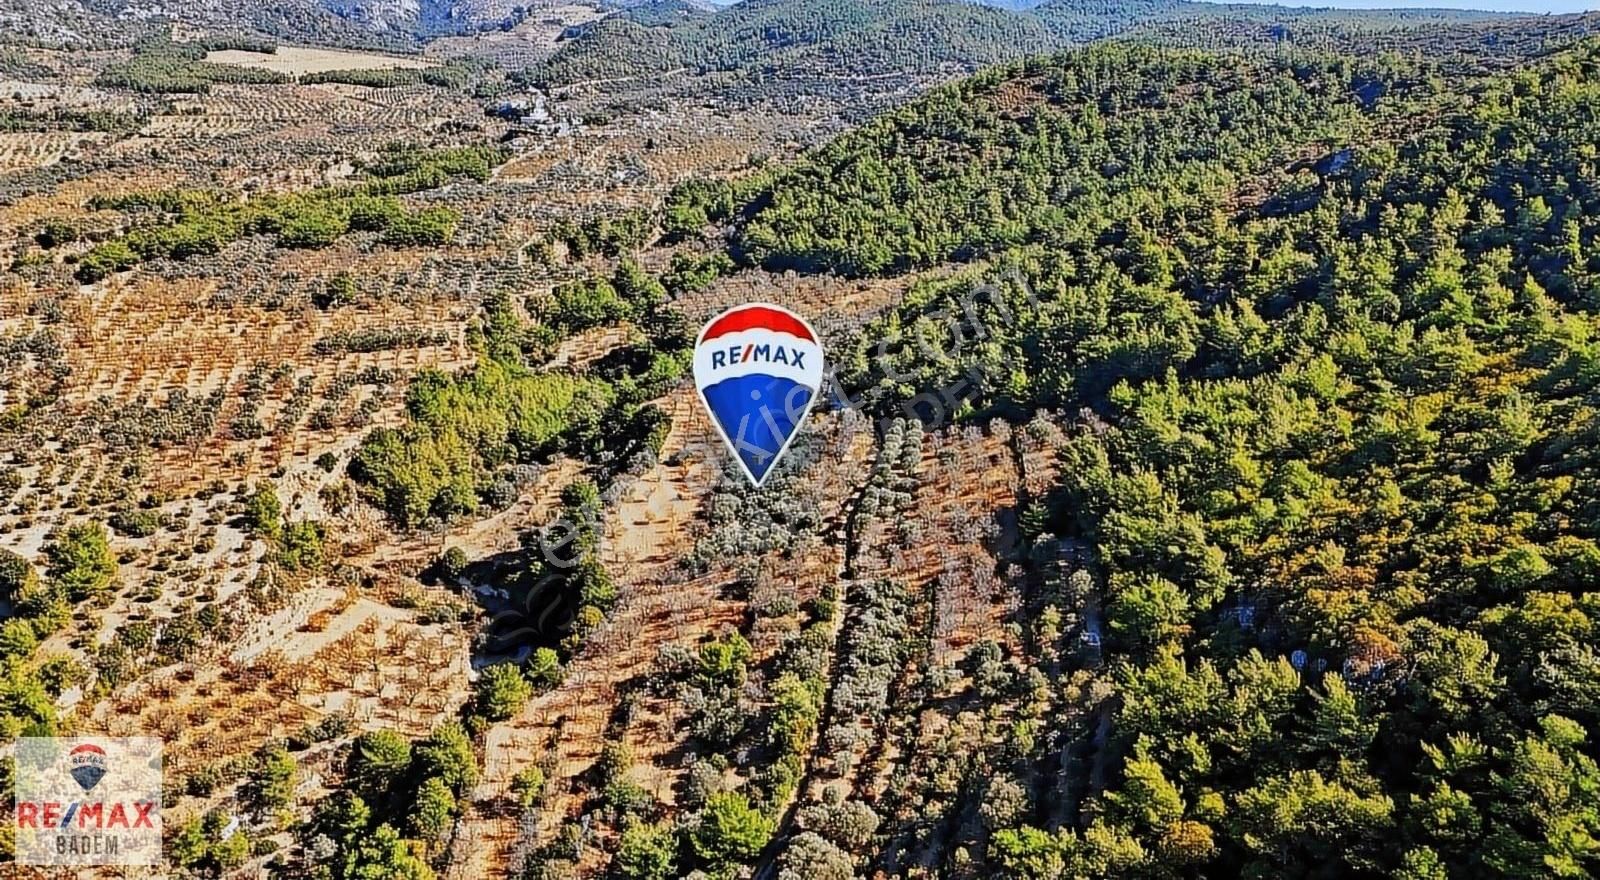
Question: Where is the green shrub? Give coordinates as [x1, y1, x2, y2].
[381, 207, 459, 246]
[0, 550, 38, 605]
[109, 508, 164, 538]
[43, 522, 116, 600]
[474, 663, 532, 722]
[614, 820, 679, 880]
[346, 730, 411, 805]
[691, 792, 774, 867]
[511, 766, 546, 808]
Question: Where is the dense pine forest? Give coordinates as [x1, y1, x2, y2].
[532, 0, 1066, 85]
[530, 0, 1597, 91]
[665, 39, 1600, 879]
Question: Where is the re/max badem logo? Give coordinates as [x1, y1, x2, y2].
[13, 737, 162, 866]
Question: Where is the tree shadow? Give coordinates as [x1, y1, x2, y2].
[433, 543, 582, 669]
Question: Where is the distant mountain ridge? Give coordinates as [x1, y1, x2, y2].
[0, 0, 545, 48]
[526, 0, 1546, 87]
[314, 0, 538, 36]
[0, 0, 414, 49]
[2, 0, 1586, 75]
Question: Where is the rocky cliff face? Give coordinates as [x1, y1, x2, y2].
[318, 0, 542, 35]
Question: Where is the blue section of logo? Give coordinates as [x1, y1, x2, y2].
[70, 766, 105, 792]
[700, 374, 812, 485]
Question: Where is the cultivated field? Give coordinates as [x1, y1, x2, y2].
[204, 46, 438, 74]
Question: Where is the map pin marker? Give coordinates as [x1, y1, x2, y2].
[692, 303, 824, 487]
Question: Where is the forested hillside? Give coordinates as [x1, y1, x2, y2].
[0, 0, 422, 50]
[721, 46, 1385, 275]
[532, 0, 1525, 89]
[1032, 0, 1500, 44]
[669, 40, 1600, 878]
[532, 0, 1067, 85]
[1126, 7, 1600, 65]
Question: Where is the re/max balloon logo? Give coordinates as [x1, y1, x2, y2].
[692, 303, 825, 488]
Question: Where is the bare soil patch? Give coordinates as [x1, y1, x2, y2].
[204, 47, 437, 76]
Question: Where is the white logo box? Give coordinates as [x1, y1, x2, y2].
[12, 737, 163, 866]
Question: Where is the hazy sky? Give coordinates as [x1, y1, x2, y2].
[1202, 0, 1598, 11]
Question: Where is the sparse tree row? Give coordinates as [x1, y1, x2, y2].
[509, 424, 917, 880]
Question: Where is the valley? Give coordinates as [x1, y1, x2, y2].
[2, 0, 1600, 878]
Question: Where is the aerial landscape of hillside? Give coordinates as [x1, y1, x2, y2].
[3, 0, 1600, 875]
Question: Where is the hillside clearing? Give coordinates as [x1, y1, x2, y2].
[204, 46, 437, 75]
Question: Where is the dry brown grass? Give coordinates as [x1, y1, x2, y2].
[204, 47, 438, 75]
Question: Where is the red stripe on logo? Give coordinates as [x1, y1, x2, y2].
[699, 305, 815, 344]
